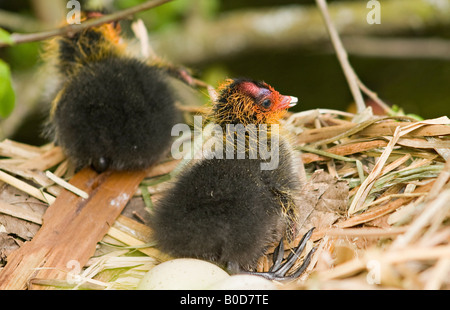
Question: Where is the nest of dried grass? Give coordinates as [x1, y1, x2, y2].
[283, 109, 450, 289]
[0, 107, 449, 290]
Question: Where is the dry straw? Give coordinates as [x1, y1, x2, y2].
[0, 0, 449, 290]
[0, 104, 448, 289]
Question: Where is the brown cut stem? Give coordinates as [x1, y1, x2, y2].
[0, 167, 146, 290]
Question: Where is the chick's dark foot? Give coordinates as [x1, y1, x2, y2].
[245, 227, 316, 282]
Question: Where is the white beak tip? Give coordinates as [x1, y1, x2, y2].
[289, 96, 298, 107]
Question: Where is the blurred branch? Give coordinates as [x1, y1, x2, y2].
[152, 0, 450, 64]
[342, 36, 450, 60]
[0, 0, 173, 48]
[355, 76, 392, 115]
[0, 10, 46, 32]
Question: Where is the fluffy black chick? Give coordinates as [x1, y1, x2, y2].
[45, 13, 182, 172]
[150, 78, 315, 280]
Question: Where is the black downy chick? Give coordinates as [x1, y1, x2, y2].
[150, 78, 316, 280]
[45, 13, 183, 172]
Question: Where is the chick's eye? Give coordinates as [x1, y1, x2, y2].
[260, 98, 272, 109]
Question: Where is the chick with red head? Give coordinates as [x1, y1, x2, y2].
[150, 78, 315, 280]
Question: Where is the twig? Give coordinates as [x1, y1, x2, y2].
[424, 258, 450, 290]
[390, 189, 450, 250]
[107, 226, 171, 262]
[315, 0, 365, 113]
[355, 77, 392, 114]
[319, 245, 450, 281]
[348, 126, 402, 215]
[0, 0, 173, 48]
[425, 157, 450, 202]
[0, 170, 56, 204]
[0, 200, 44, 225]
[45, 170, 89, 199]
[320, 226, 407, 238]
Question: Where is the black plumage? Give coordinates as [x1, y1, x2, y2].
[46, 16, 181, 172]
[52, 57, 178, 171]
[151, 142, 301, 271]
[150, 78, 315, 279]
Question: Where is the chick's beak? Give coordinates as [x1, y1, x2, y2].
[276, 95, 298, 110]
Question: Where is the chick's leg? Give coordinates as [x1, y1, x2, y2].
[247, 227, 317, 281]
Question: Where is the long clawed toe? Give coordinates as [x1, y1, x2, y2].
[248, 227, 317, 281]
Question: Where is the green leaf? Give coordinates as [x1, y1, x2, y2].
[406, 113, 424, 121]
[0, 60, 15, 118]
[0, 28, 13, 45]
